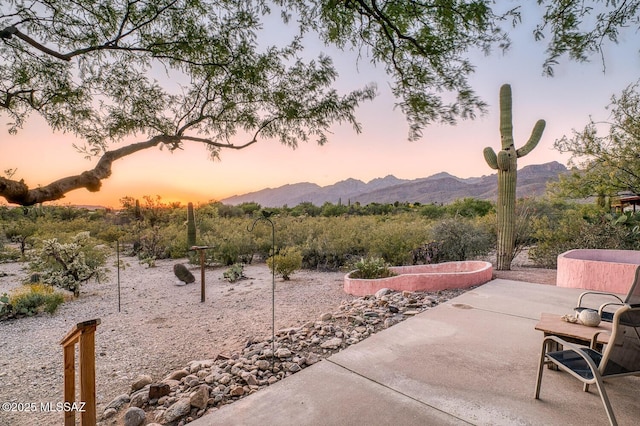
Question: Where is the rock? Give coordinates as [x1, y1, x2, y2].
[274, 348, 292, 358]
[319, 312, 333, 321]
[190, 385, 209, 409]
[129, 389, 149, 408]
[131, 374, 153, 392]
[173, 263, 196, 284]
[230, 385, 245, 396]
[183, 374, 200, 388]
[102, 408, 117, 419]
[124, 407, 146, 426]
[189, 359, 215, 373]
[255, 360, 270, 371]
[165, 369, 190, 381]
[104, 394, 130, 411]
[375, 288, 392, 298]
[320, 337, 342, 349]
[163, 398, 191, 423]
[149, 383, 170, 399]
[288, 363, 301, 373]
[241, 372, 258, 386]
[305, 353, 320, 365]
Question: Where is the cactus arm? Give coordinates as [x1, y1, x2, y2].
[483, 147, 498, 169]
[516, 119, 546, 158]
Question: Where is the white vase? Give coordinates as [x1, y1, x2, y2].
[579, 309, 601, 327]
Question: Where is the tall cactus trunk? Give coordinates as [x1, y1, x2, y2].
[483, 84, 545, 271]
[187, 202, 196, 248]
[496, 167, 517, 270]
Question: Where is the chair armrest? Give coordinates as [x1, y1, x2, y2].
[598, 302, 624, 317]
[577, 291, 624, 308]
[589, 330, 611, 349]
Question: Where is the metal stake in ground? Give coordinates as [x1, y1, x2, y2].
[188, 246, 214, 302]
[247, 211, 276, 370]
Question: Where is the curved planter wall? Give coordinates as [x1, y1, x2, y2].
[557, 249, 640, 294]
[343, 261, 493, 297]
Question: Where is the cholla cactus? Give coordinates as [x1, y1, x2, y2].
[483, 84, 545, 270]
[31, 232, 107, 296]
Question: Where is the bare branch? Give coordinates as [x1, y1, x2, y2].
[0, 133, 264, 205]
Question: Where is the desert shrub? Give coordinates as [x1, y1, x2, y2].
[3, 284, 65, 318]
[223, 264, 246, 282]
[3, 219, 37, 256]
[419, 203, 446, 219]
[529, 208, 640, 268]
[0, 292, 11, 319]
[204, 224, 257, 265]
[429, 218, 494, 261]
[367, 216, 431, 265]
[349, 256, 396, 279]
[30, 232, 108, 296]
[445, 198, 495, 218]
[0, 247, 21, 263]
[267, 247, 303, 280]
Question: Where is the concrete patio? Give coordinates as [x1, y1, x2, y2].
[191, 279, 640, 425]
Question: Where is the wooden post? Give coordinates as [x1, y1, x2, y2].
[200, 249, 205, 303]
[189, 246, 214, 303]
[60, 319, 100, 426]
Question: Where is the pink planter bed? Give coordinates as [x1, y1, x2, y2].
[343, 261, 493, 296]
[557, 249, 640, 294]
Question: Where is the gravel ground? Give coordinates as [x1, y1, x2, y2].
[0, 258, 352, 426]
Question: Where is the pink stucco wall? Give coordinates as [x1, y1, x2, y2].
[343, 261, 493, 296]
[557, 249, 640, 294]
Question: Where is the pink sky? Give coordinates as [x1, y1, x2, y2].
[2, 12, 638, 208]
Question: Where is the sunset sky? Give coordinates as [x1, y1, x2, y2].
[2, 7, 639, 209]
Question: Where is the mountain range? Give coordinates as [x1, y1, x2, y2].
[221, 161, 568, 207]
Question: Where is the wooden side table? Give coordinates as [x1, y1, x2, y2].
[535, 313, 611, 369]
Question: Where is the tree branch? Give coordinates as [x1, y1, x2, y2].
[0, 133, 264, 205]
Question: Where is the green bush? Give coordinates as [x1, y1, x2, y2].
[349, 256, 396, 279]
[267, 247, 303, 280]
[529, 208, 640, 268]
[223, 264, 246, 282]
[0, 247, 21, 263]
[2, 284, 65, 319]
[0, 292, 11, 319]
[429, 218, 494, 261]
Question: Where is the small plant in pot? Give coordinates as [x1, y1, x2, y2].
[350, 257, 396, 279]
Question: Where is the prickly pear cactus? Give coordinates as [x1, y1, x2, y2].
[483, 84, 545, 270]
[187, 202, 196, 248]
[173, 263, 195, 284]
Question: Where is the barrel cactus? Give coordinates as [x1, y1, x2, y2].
[483, 84, 545, 270]
[173, 263, 195, 284]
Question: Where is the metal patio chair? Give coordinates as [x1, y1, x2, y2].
[534, 304, 640, 426]
[575, 265, 640, 322]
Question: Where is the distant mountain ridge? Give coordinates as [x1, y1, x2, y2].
[221, 161, 568, 207]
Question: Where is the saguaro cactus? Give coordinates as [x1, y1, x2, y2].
[187, 202, 196, 248]
[483, 84, 545, 270]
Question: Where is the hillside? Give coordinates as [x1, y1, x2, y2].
[221, 161, 568, 207]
